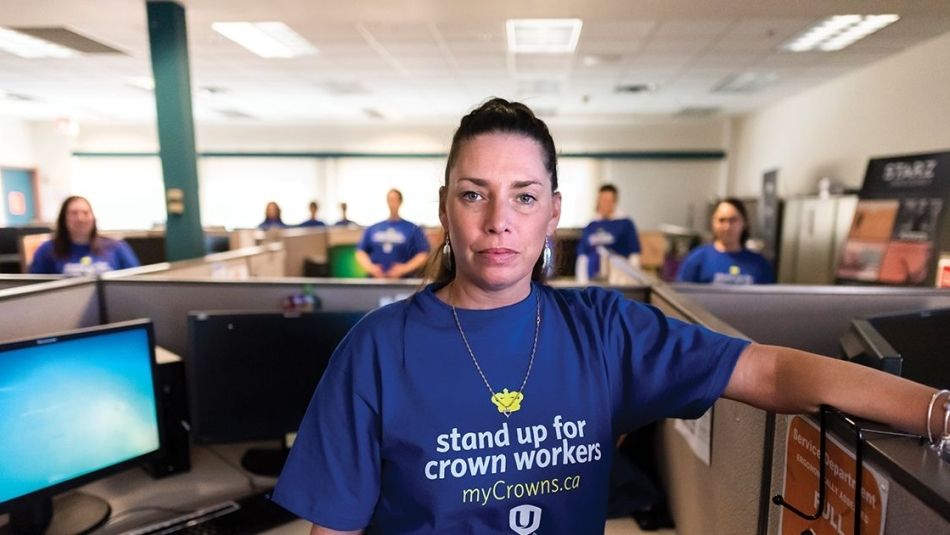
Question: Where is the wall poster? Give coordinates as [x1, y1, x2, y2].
[835, 151, 950, 286]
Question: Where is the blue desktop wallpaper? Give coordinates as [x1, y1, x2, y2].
[0, 328, 160, 503]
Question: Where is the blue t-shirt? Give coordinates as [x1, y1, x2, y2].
[576, 218, 641, 278]
[273, 284, 748, 534]
[676, 244, 775, 284]
[357, 219, 430, 274]
[259, 218, 287, 229]
[29, 238, 141, 276]
[298, 219, 327, 228]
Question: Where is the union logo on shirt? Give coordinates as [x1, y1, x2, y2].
[587, 228, 616, 247]
[509, 504, 542, 534]
[372, 227, 408, 254]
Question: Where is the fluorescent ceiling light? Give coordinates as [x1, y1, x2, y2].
[712, 72, 778, 94]
[783, 14, 899, 52]
[506, 19, 582, 54]
[212, 22, 317, 58]
[0, 27, 77, 58]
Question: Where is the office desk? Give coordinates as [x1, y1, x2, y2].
[0, 443, 310, 534]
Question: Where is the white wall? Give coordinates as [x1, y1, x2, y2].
[56, 117, 727, 230]
[0, 117, 38, 226]
[728, 31, 950, 199]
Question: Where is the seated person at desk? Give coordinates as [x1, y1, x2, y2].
[29, 195, 140, 276]
[575, 184, 641, 282]
[677, 198, 774, 284]
[258, 201, 287, 229]
[355, 189, 430, 279]
[299, 200, 327, 228]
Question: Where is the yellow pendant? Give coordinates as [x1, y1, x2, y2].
[491, 388, 524, 417]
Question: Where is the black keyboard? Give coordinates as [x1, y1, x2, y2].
[126, 489, 297, 534]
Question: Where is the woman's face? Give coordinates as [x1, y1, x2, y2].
[65, 198, 95, 242]
[711, 202, 744, 247]
[266, 203, 279, 219]
[442, 132, 561, 295]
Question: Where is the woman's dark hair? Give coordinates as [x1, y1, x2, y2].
[265, 201, 282, 221]
[53, 195, 99, 259]
[714, 197, 750, 246]
[425, 98, 559, 286]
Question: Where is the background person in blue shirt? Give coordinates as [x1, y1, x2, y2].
[355, 188, 430, 279]
[299, 200, 327, 228]
[258, 201, 287, 229]
[273, 99, 941, 535]
[676, 198, 775, 284]
[575, 184, 641, 282]
[29, 195, 140, 276]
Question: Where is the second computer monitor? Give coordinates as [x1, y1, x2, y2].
[185, 310, 366, 444]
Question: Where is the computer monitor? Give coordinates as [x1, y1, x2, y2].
[0, 319, 161, 534]
[839, 307, 950, 389]
[185, 310, 366, 475]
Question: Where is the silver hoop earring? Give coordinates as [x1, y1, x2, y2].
[442, 235, 454, 271]
[541, 237, 553, 276]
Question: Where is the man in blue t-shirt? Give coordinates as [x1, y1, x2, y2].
[356, 189, 430, 278]
[576, 184, 641, 282]
[298, 200, 327, 228]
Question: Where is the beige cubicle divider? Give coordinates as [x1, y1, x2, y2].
[646, 283, 768, 535]
[281, 227, 328, 277]
[0, 278, 101, 341]
[102, 244, 286, 281]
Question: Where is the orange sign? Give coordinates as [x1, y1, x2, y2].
[780, 416, 888, 535]
[938, 256, 950, 288]
[7, 191, 26, 216]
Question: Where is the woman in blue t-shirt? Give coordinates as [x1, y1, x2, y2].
[29, 196, 140, 276]
[274, 99, 942, 535]
[258, 201, 288, 229]
[676, 198, 775, 284]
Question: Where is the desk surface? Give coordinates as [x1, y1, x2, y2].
[0, 443, 310, 535]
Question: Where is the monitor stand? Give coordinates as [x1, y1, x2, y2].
[8, 492, 110, 535]
[240, 439, 289, 477]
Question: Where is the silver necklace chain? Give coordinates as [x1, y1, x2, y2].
[450, 288, 541, 405]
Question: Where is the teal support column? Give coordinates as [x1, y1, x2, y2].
[147, 1, 204, 261]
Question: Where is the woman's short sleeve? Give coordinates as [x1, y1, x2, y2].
[588, 288, 749, 431]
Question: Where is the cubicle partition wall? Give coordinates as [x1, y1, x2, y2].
[671, 283, 950, 356]
[100, 277, 422, 357]
[103, 244, 287, 281]
[669, 282, 950, 534]
[0, 278, 100, 341]
[646, 283, 770, 535]
[0, 274, 63, 291]
[281, 228, 328, 277]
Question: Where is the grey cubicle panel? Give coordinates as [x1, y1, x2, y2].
[647, 284, 770, 535]
[0, 274, 63, 291]
[0, 278, 100, 341]
[671, 283, 950, 356]
[99, 277, 425, 357]
[665, 284, 950, 534]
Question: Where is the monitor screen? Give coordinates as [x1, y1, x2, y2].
[840, 307, 950, 389]
[868, 308, 950, 389]
[186, 310, 366, 444]
[0, 319, 160, 508]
